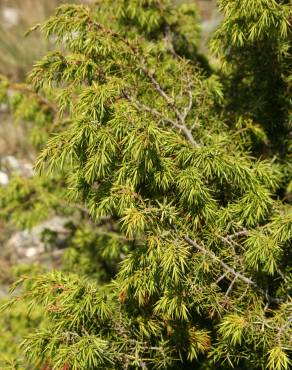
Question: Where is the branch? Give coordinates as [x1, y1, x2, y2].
[140, 63, 174, 106]
[123, 92, 177, 127]
[139, 361, 148, 370]
[184, 236, 283, 304]
[277, 316, 292, 345]
[225, 277, 237, 297]
[181, 81, 193, 121]
[216, 273, 227, 284]
[9, 82, 57, 114]
[216, 230, 249, 249]
[90, 19, 199, 147]
[139, 63, 199, 147]
[123, 92, 198, 146]
[164, 26, 178, 58]
[227, 230, 249, 239]
[177, 123, 198, 147]
[219, 231, 289, 284]
[216, 234, 244, 262]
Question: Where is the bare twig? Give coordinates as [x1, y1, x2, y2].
[139, 361, 148, 370]
[164, 26, 178, 58]
[276, 268, 288, 284]
[123, 92, 178, 127]
[219, 230, 288, 284]
[216, 273, 227, 284]
[277, 316, 292, 344]
[227, 230, 249, 239]
[225, 277, 237, 297]
[184, 236, 253, 285]
[217, 234, 237, 249]
[140, 63, 174, 106]
[181, 82, 193, 121]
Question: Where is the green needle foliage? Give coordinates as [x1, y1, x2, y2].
[210, 0, 292, 178]
[0, 1, 291, 369]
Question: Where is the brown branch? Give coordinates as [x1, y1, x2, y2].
[216, 273, 227, 284]
[140, 63, 174, 106]
[139, 362, 148, 370]
[277, 316, 292, 345]
[227, 230, 249, 239]
[216, 230, 249, 249]
[9, 83, 57, 114]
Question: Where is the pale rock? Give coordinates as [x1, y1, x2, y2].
[7, 217, 70, 262]
[0, 170, 9, 186]
[1, 155, 34, 177]
[2, 7, 19, 28]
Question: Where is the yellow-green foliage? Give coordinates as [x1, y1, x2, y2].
[0, 1, 291, 369]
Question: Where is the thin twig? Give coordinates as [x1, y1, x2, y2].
[227, 230, 249, 239]
[216, 273, 227, 284]
[8, 83, 57, 114]
[219, 231, 288, 284]
[181, 82, 193, 121]
[140, 361, 148, 370]
[123, 92, 177, 127]
[140, 63, 174, 106]
[225, 277, 237, 297]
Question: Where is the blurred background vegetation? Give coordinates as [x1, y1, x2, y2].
[0, 0, 72, 80]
